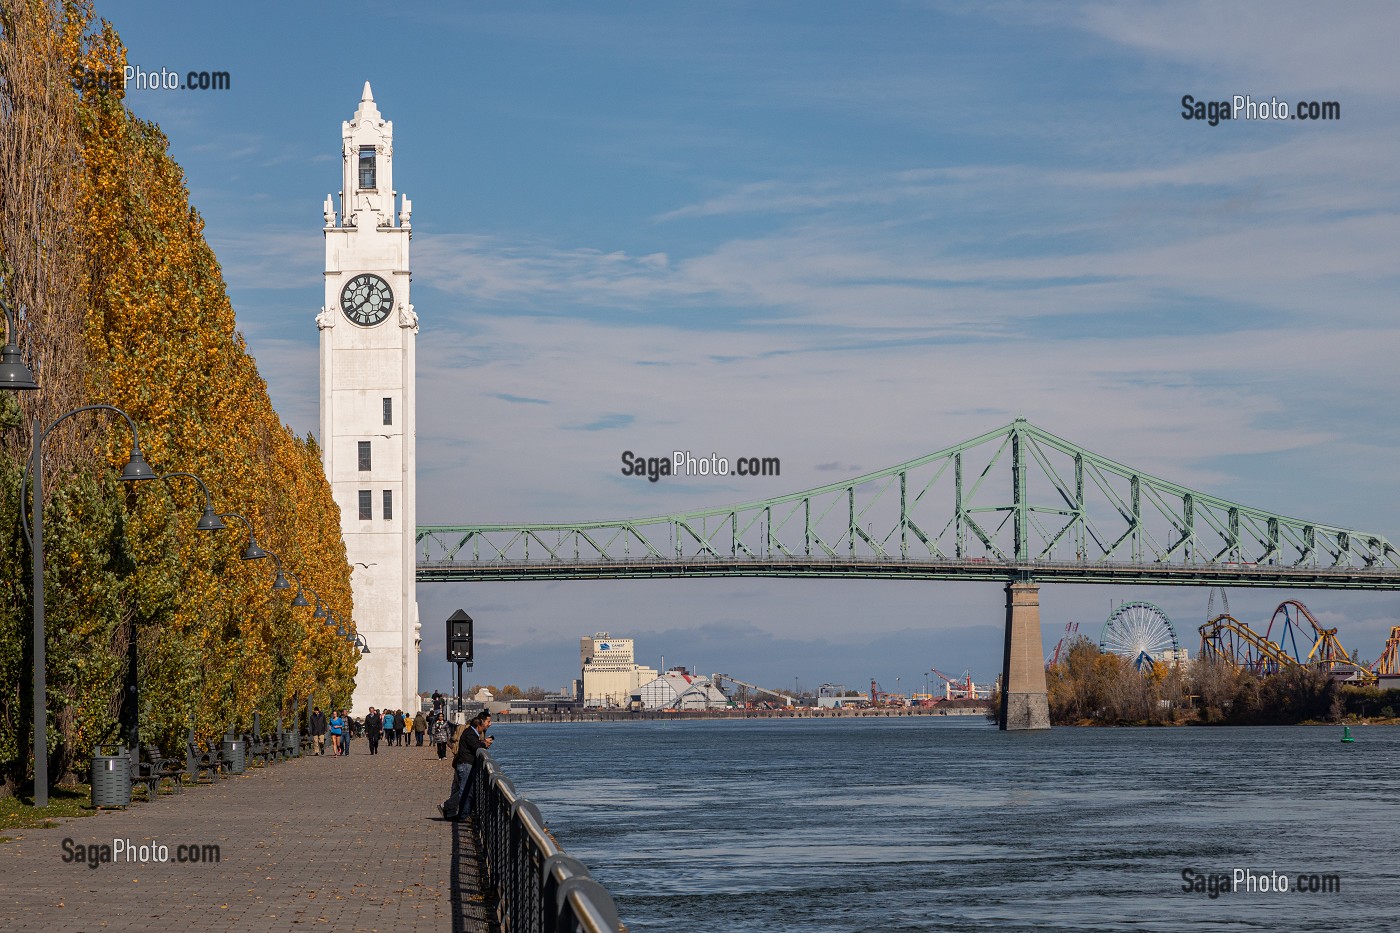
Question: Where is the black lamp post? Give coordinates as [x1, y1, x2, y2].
[283, 569, 311, 607]
[5, 296, 162, 806]
[266, 551, 291, 591]
[118, 472, 224, 753]
[218, 513, 268, 561]
[20, 404, 157, 808]
[159, 472, 226, 532]
[0, 296, 38, 390]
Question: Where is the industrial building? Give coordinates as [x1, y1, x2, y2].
[632, 668, 732, 711]
[579, 633, 658, 707]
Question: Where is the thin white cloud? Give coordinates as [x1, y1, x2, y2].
[1078, 1, 1400, 95]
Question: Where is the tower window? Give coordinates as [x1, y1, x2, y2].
[383, 397, 393, 425]
[358, 440, 371, 471]
[358, 490, 372, 520]
[383, 489, 393, 520]
[358, 147, 377, 189]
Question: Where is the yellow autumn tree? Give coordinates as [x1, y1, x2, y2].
[0, 0, 359, 792]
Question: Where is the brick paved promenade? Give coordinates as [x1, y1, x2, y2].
[0, 744, 498, 933]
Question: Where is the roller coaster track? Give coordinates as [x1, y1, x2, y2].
[1199, 602, 1378, 685]
[1272, 599, 1372, 679]
[1374, 627, 1400, 676]
[1198, 615, 1299, 674]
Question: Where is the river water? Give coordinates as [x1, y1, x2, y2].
[489, 716, 1398, 932]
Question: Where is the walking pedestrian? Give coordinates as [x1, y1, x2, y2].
[414, 710, 427, 746]
[341, 710, 354, 755]
[439, 712, 492, 821]
[382, 708, 396, 746]
[395, 709, 406, 747]
[365, 707, 382, 755]
[431, 714, 450, 760]
[329, 709, 344, 756]
[310, 706, 327, 755]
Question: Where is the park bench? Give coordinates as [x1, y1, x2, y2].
[148, 744, 191, 791]
[241, 732, 261, 766]
[244, 732, 275, 767]
[185, 739, 223, 783]
[129, 746, 183, 800]
[264, 732, 283, 763]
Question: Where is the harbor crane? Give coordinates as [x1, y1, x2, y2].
[930, 667, 981, 700]
[1046, 621, 1080, 667]
[712, 673, 797, 707]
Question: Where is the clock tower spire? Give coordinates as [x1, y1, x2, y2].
[319, 83, 420, 716]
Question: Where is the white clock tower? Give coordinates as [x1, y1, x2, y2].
[318, 82, 419, 715]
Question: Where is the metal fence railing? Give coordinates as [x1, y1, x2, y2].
[471, 750, 624, 933]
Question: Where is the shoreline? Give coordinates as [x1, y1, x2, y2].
[492, 705, 992, 723]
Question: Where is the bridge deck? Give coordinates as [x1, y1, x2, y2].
[417, 557, 1400, 588]
[0, 744, 498, 933]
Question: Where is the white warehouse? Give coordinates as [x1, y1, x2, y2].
[633, 669, 733, 711]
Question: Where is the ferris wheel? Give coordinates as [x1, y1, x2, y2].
[1100, 601, 1180, 669]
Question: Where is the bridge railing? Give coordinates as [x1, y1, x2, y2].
[473, 750, 623, 933]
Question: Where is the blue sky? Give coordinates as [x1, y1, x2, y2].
[103, 1, 1400, 695]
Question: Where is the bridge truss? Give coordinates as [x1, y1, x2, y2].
[417, 419, 1400, 587]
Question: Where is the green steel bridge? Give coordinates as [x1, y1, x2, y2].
[415, 418, 1400, 590]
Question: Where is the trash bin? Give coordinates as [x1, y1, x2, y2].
[283, 731, 300, 758]
[91, 745, 131, 807]
[221, 736, 245, 774]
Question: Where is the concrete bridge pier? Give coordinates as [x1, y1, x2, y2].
[999, 580, 1050, 730]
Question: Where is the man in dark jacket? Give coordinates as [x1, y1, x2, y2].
[439, 713, 492, 821]
[365, 707, 383, 755]
[310, 707, 328, 756]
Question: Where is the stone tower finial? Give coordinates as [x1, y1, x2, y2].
[352, 81, 382, 124]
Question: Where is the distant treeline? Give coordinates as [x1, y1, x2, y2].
[1035, 637, 1400, 726]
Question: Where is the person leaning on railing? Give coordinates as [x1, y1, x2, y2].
[439, 712, 492, 822]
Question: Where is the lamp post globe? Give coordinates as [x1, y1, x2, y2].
[0, 297, 37, 389]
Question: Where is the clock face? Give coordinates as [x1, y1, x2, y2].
[339, 274, 394, 326]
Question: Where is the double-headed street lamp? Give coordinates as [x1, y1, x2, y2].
[113, 472, 227, 752]
[18, 401, 157, 807]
